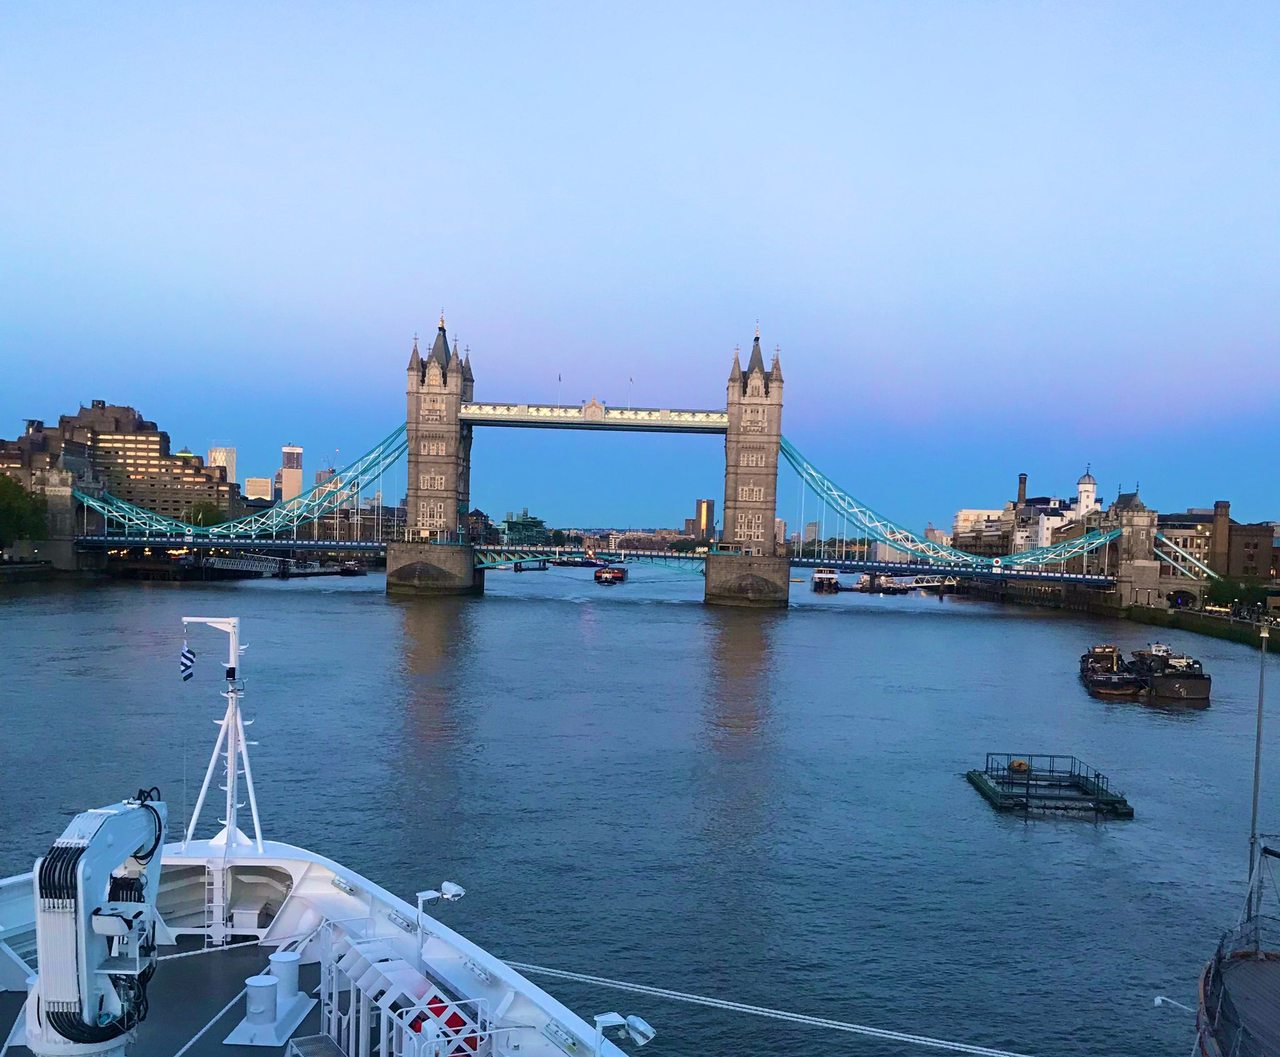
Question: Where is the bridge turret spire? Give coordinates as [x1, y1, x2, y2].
[407, 334, 421, 372]
[770, 345, 783, 383]
[728, 346, 743, 384]
[427, 314, 451, 372]
[746, 332, 767, 376]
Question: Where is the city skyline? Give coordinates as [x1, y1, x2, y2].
[1, 4, 1276, 529]
[8, 380, 1274, 533]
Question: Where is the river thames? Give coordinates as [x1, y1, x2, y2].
[1, 568, 1274, 1056]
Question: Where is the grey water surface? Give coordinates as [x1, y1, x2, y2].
[1, 568, 1274, 1057]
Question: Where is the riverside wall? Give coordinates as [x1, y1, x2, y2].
[958, 580, 1271, 648]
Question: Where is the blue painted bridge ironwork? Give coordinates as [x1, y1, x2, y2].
[73, 537, 1117, 586]
[72, 424, 1121, 586]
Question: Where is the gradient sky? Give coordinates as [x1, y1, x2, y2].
[2, 3, 1276, 531]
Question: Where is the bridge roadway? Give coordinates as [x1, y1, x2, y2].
[76, 536, 1116, 586]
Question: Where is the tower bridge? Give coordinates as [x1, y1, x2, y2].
[392, 318, 791, 604]
[71, 317, 1134, 607]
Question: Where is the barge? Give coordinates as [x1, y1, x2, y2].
[1131, 643, 1211, 703]
[1079, 644, 1144, 698]
[966, 753, 1134, 818]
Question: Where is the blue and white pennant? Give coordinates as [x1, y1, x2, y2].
[180, 642, 195, 682]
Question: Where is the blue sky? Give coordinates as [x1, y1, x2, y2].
[1, 3, 1276, 531]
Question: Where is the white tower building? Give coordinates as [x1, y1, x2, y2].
[1076, 467, 1099, 516]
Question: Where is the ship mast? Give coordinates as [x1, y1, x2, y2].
[182, 616, 264, 853]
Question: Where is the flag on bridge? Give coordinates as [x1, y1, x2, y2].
[180, 642, 195, 682]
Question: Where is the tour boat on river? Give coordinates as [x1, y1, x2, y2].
[594, 566, 626, 586]
[810, 568, 840, 594]
[0, 617, 655, 1057]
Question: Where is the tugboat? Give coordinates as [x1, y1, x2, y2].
[595, 565, 627, 585]
[811, 568, 840, 593]
[1079, 644, 1144, 698]
[1131, 642, 1211, 703]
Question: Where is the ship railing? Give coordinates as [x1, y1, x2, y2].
[317, 916, 494, 1057]
[1201, 904, 1280, 1057]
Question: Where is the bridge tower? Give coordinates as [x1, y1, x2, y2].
[387, 316, 484, 596]
[704, 330, 791, 608]
[404, 316, 474, 541]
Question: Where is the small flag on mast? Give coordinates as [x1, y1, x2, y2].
[180, 642, 195, 682]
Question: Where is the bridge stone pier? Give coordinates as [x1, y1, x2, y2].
[386, 319, 790, 605]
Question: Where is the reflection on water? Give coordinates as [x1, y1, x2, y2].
[398, 595, 474, 748]
[705, 608, 779, 747]
[696, 608, 785, 894]
[0, 574, 1275, 1057]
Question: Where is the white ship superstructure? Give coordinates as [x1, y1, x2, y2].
[0, 617, 651, 1057]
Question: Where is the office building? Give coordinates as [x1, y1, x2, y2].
[243, 477, 274, 501]
[279, 445, 303, 501]
[501, 507, 548, 546]
[207, 446, 237, 488]
[693, 498, 715, 539]
[52, 401, 240, 518]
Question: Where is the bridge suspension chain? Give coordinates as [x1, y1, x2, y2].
[779, 437, 1120, 570]
[75, 424, 408, 538]
[779, 437, 985, 565]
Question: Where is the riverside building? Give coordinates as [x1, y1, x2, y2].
[3, 401, 242, 520]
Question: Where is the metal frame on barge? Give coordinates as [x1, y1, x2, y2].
[966, 754, 1134, 819]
